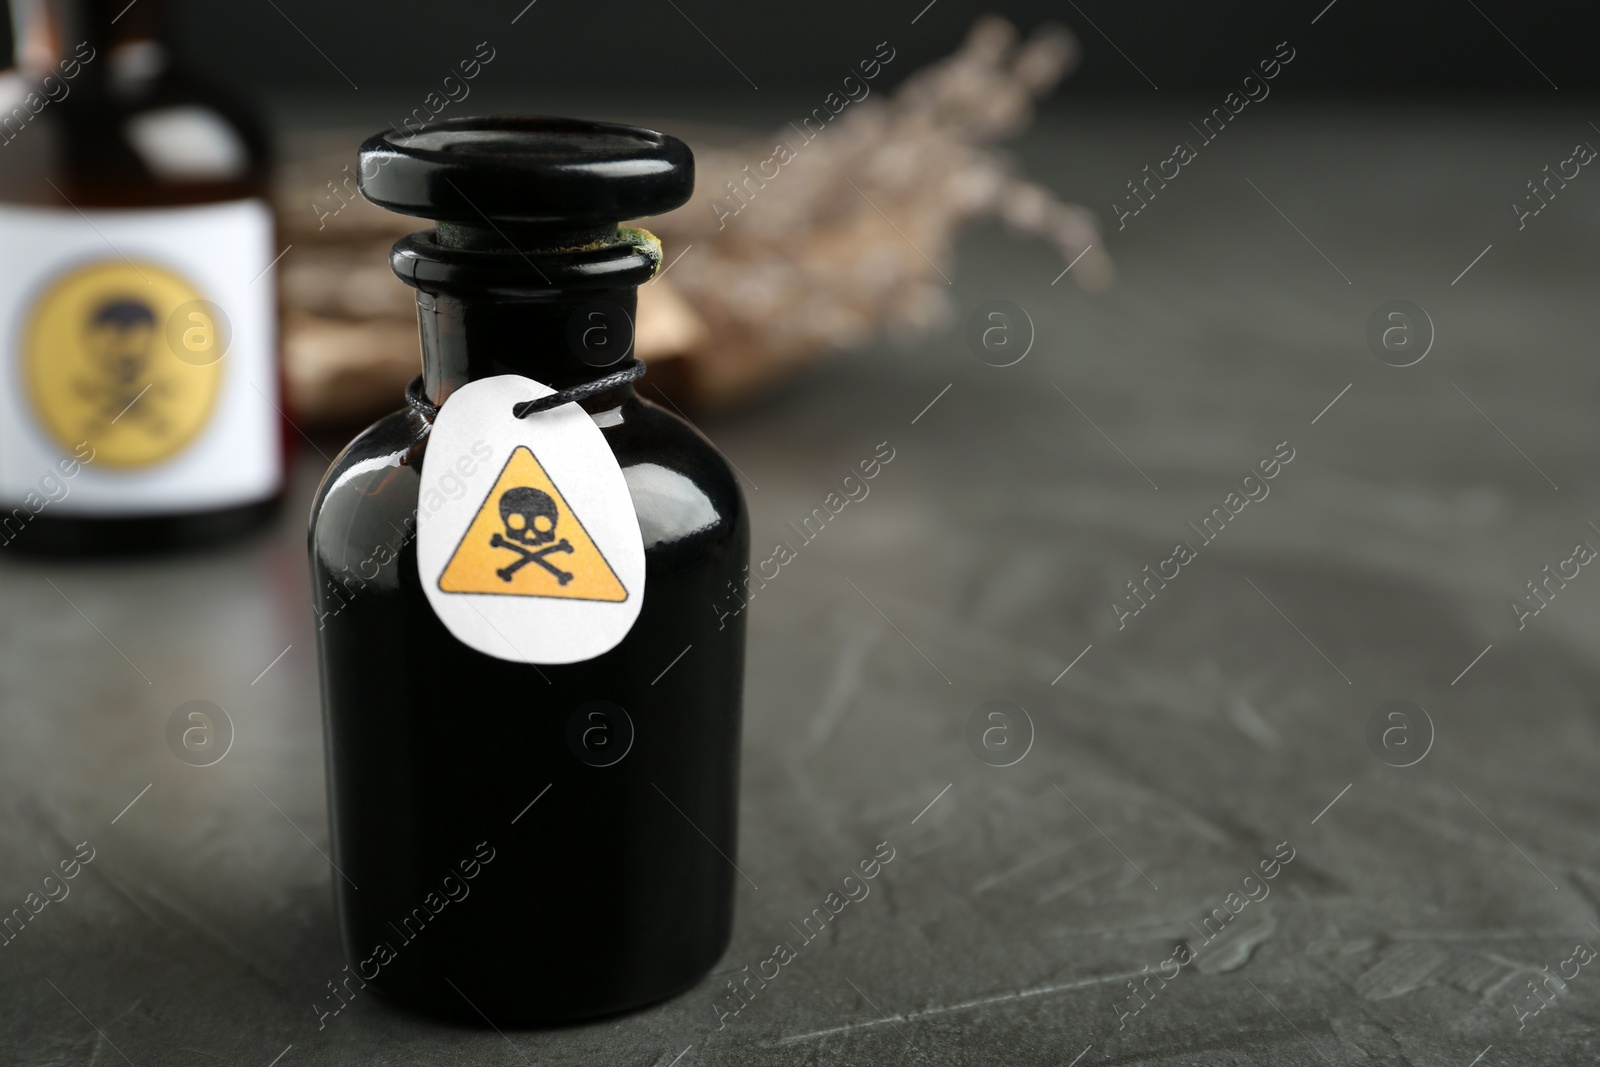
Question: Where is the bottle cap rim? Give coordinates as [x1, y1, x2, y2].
[359, 116, 694, 227]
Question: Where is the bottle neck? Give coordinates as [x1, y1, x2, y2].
[418, 288, 641, 411]
[15, 0, 165, 68]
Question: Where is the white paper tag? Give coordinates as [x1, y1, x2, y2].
[418, 375, 645, 664]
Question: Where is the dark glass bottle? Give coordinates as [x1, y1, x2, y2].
[0, 0, 283, 554]
[308, 117, 747, 1025]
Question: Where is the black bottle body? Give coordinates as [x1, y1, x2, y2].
[309, 387, 747, 1024]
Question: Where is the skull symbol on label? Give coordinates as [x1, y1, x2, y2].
[489, 486, 574, 583]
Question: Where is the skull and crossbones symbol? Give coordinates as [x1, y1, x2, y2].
[489, 485, 574, 584]
[72, 298, 171, 434]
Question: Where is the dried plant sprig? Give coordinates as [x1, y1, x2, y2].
[274, 15, 1109, 422]
[644, 15, 1112, 407]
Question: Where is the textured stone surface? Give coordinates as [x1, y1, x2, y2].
[2, 105, 1597, 1066]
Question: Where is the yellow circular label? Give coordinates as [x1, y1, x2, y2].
[23, 261, 225, 469]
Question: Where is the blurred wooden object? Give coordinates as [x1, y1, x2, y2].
[276, 16, 1108, 428]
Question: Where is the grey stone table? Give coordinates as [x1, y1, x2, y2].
[4, 104, 1599, 1066]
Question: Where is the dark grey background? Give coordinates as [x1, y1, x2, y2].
[10, 0, 1600, 99]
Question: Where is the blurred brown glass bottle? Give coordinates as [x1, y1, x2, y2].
[0, 0, 284, 554]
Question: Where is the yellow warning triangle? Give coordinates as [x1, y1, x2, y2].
[438, 446, 628, 602]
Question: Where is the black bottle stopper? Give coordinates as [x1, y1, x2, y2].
[357, 116, 694, 252]
[358, 116, 695, 393]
